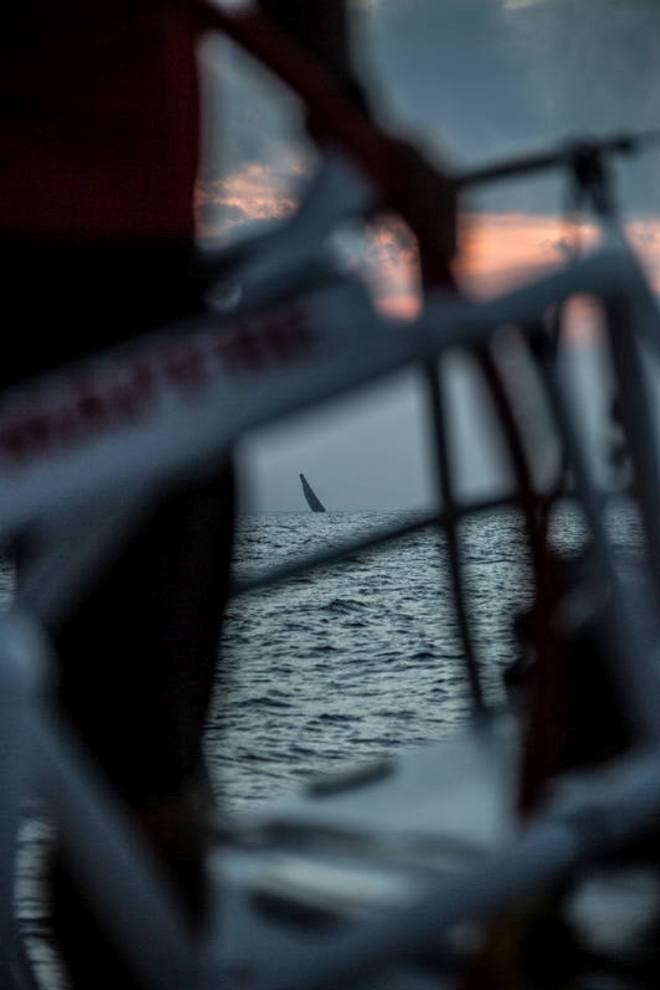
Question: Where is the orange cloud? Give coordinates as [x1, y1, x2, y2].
[196, 160, 660, 337]
[454, 213, 599, 298]
[455, 214, 660, 345]
[456, 212, 660, 295]
[196, 152, 307, 242]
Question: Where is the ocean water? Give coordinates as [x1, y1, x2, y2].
[208, 508, 527, 808]
[9, 505, 643, 986]
[206, 505, 639, 807]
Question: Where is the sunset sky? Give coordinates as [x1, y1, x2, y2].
[197, 159, 660, 322]
[201, 0, 660, 511]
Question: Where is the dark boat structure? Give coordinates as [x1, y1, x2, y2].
[300, 473, 326, 512]
[8, 4, 660, 982]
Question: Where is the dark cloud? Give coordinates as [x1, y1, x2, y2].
[360, 0, 660, 216]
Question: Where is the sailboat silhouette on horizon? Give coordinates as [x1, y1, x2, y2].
[300, 473, 326, 512]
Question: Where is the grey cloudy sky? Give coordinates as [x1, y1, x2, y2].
[204, 0, 660, 511]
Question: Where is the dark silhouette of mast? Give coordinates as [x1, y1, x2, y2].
[300, 473, 326, 512]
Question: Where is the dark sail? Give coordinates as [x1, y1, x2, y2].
[300, 473, 326, 512]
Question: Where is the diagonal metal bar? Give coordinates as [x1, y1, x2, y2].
[32, 708, 201, 990]
[454, 131, 660, 191]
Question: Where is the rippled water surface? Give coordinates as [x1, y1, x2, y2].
[206, 505, 639, 807]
